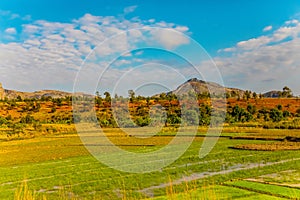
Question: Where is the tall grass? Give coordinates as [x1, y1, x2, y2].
[14, 181, 79, 200]
[14, 180, 41, 200]
[15, 178, 221, 200]
[164, 177, 221, 200]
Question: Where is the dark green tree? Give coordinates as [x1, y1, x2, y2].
[269, 108, 283, 122]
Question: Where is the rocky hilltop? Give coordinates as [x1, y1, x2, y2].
[171, 78, 245, 97]
[263, 90, 281, 98]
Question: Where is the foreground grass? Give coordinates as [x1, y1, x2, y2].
[0, 128, 300, 199]
[225, 180, 300, 199]
[151, 185, 285, 200]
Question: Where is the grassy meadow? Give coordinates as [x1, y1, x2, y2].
[0, 127, 300, 199]
[0, 96, 300, 199]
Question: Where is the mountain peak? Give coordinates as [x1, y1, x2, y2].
[186, 78, 206, 84]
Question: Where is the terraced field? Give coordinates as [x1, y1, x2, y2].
[1, 128, 300, 199]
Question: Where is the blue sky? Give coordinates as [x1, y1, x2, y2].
[1, 1, 300, 95]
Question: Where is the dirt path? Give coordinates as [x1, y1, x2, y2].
[140, 157, 300, 197]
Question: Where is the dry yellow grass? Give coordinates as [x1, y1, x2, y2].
[233, 141, 300, 151]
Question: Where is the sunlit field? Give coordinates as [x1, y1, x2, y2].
[1, 127, 300, 199]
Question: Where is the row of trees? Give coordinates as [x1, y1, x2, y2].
[0, 87, 299, 131]
[226, 104, 293, 123]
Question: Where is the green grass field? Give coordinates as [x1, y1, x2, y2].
[0, 128, 300, 199]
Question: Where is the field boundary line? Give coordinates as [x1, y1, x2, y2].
[222, 182, 291, 199]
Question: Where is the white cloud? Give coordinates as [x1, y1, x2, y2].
[175, 26, 189, 32]
[10, 13, 20, 20]
[22, 15, 32, 21]
[0, 12, 190, 93]
[0, 10, 30, 21]
[285, 19, 299, 25]
[216, 17, 300, 95]
[5, 27, 17, 34]
[150, 28, 190, 50]
[263, 25, 272, 32]
[236, 36, 271, 50]
[123, 5, 138, 14]
[217, 47, 235, 53]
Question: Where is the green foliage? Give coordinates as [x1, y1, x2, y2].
[183, 109, 199, 125]
[16, 95, 22, 102]
[128, 89, 135, 102]
[229, 105, 252, 123]
[247, 104, 256, 115]
[0, 116, 8, 126]
[243, 90, 252, 100]
[20, 114, 35, 124]
[282, 110, 290, 118]
[1, 130, 300, 199]
[226, 180, 300, 198]
[135, 116, 150, 127]
[104, 91, 111, 103]
[51, 107, 56, 113]
[6, 122, 24, 137]
[269, 108, 283, 122]
[296, 108, 300, 117]
[167, 113, 181, 125]
[52, 98, 62, 106]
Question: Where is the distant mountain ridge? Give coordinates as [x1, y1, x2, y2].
[0, 80, 292, 99]
[0, 83, 92, 99]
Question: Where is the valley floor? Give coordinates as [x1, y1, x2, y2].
[0, 127, 300, 199]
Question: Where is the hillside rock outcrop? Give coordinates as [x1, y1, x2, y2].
[0, 83, 5, 99]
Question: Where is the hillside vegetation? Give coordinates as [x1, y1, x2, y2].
[0, 90, 300, 140]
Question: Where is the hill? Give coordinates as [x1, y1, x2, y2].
[263, 90, 281, 98]
[0, 79, 293, 100]
[171, 78, 245, 97]
[0, 83, 92, 100]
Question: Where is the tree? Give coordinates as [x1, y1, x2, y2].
[269, 108, 283, 122]
[104, 91, 111, 102]
[95, 91, 102, 106]
[231, 105, 245, 122]
[230, 91, 237, 98]
[128, 90, 135, 102]
[244, 90, 251, 101]
[282, 86, 292, 98]
[0, 116, 7, 126]
[253, 92, 257, 99]
[16, 95, 22, 102]
[283, 110, 291, 118]
[51, 107, 56, 113]
[247, 104, 256, 115]
[184, 109, 199, 125]
[20, 114, 34, 124]
[296, 108, 300, 117]
[159, 93, 167, 100]
[277, 104, 282, 110]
